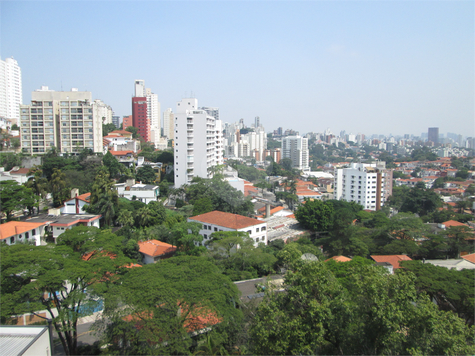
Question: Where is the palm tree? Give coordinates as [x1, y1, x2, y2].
[50, 168, 69, 207]
[117, 209, 134, 227]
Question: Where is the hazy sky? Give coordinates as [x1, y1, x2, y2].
[2, 1, 473, 137]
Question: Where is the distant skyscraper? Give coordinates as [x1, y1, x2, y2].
[132, 80, 161, 144]
[428, 127, 439, 145]
[0, 57, 22, 123]
[255, 116, 260, 128]
[282, 136, 309, 171]
[163, 108, 174, 140]
[200, 107, 219, 121]
[112, 115, 120, 128]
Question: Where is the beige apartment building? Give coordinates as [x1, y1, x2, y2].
[20, 86, 103, 154]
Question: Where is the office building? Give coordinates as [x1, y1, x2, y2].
[0, 57, 22, 123]
[174, 98, 223, 187]
[19, 86, 104, 154]
[282, 135, 309, 171]
[132, 80, 161, 145]
[333, 162, 393, 211]
[428, 127, 439, 145]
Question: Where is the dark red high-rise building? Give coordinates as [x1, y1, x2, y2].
[132, 97, 150, 142]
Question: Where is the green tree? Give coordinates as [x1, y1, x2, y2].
[125, 126, 140, 139]
[0, 152, 23, 170]
[103, 151, 123, 178]
[136, 165, 157, 184]
[192, 196, 214, 216]
[170, 222, 206, 256]
[0, 181, 35, 220]
[86, 168, 119, 226]
[1, 240, 129, 355]
[117, 209, 134, 227]
[97, 256, 243, 355]
[25, 166, 48, 199]
[295, 199, 334, 233]
[50, 168, 70, 207]
[249, 261, 475, 355]
[102, 123, 117, 136]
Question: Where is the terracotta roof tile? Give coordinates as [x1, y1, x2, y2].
[371, 255, 412, 269]
[189, 211, 263, 229]
[138, 239, 176, 257]
[325, 255, 352, 262]
[442, 220, 469, 228]
[462, 253, 475, 264]
[0, 221, 46, 240]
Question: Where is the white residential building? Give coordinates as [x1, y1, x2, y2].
[333, 162, 393, 211]
[0, 221, 47, 246]
[188, 210, 268, 247]
[19, 86, 104, 154]
[92, 99, 113, 125]
[0, 57, 22, 124]
[163, 108, 174, 140]
[282, 135, 309, 171]
[174, 98, 223, 187]
[115, 183, 159, 204]
[147, 90, 161, 145]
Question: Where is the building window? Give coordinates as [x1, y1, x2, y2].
[10, 237, 14, 244]
[261, 227, 266, 231]
[25, 232, 29, 239]
[214, 227, 218, 232]
[204, 234, 207, 239]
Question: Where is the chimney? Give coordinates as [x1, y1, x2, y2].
[71, 188, 79, 199]
[266, 204, 271, 218]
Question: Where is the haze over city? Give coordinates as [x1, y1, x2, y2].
[2, 0, 473, 137]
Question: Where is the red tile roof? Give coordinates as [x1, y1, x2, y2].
[462, 253, 475, 264]
[0, 221, 46, 240]
[189, 211, 263, 229]
[110, 150, 134, 156]
[325, 255, 352, 262]
[138, 239, 176, 257]
[82, 250, 117, 261]
[442, 220, 469, 228]
[10, 168, 31, 175]
[371, 255, 412, 269]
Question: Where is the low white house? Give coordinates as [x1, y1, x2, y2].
[188, 210, 268, 247]
[60, 190, 91, 214]
[0, 325, 52, 356]
[24, 213, 101, 243]
[115, 182, 159, 204]
[0, 221, 47, 246]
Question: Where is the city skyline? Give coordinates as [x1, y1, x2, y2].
[2, 1, 473, 137]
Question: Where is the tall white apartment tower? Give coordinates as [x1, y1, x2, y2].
[19, 86, 104, 154]
[0, 57, 23, 123]
[146, 89, 161, 145]
[174, 98, 223, 187]
[282, 135, 309, 171]
[134, 80, 145, 97]
[163, 108, 174, 140]
[333, 162, 393, 211]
